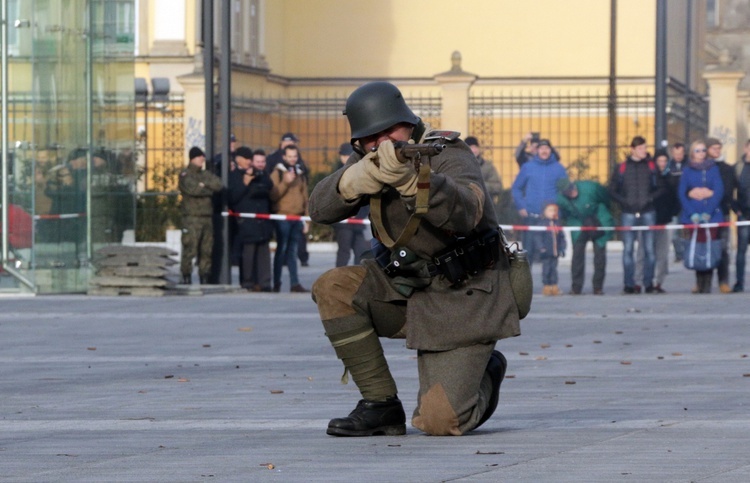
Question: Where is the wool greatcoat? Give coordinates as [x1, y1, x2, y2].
[309, 136, 521, 352]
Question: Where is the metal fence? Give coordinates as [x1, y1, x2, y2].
[468, 84, 708, 186]
[134, 85, 707, 240]
[226, 92, 442, 175]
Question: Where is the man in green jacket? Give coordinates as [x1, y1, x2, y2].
[557, 180, 614, 295]
[309, 82, 522, 437]
[178, 147, 223, 284]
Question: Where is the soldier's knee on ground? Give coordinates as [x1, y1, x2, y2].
[412, 383, 462, 436]
[312, 266, 366, 320]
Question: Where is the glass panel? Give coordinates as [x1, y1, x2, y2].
[2, 0, 135, 293]
[30, 0, 90, 292]
[2, 0, 28, 291]
[89, 0, 136, 256]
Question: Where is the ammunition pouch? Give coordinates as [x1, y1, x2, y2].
[428, 229, 502, 286]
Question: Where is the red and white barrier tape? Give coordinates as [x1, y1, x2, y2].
[223, 210, 370, 225]
[499, 220, 750, 232]
[224, 211, 750, 231]
[33, 213, 86, 220]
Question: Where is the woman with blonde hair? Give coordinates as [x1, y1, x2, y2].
[677, 140, 724, 293]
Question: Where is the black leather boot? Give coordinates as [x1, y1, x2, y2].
[181, 274, 191, 285]
[327, 396, 406, 437]
[475, 350, 507, 430]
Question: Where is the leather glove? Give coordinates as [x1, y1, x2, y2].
[373, 140, 418, 197]
[338, 153, 383, 200]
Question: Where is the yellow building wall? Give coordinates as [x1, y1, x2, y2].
[265, 0, 656, 79]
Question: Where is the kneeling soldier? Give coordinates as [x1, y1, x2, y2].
[309, 81, 523, 436]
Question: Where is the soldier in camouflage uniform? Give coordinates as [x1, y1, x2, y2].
[178, 147, 223, 284]
[309, 82, 524, 437]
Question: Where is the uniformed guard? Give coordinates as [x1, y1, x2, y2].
[178, 147, 223, 284]
[309, 81, 528, 437]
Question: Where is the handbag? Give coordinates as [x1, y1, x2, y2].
[683, 227, 721, 271]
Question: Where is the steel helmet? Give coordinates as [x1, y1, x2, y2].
[343, 81, 420, 141]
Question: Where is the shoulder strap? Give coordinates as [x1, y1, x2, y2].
[369, 159, 432, 248]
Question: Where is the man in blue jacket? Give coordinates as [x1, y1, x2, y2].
[511, 139, 568, 264]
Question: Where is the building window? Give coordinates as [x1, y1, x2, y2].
[706, 0, 719, 28]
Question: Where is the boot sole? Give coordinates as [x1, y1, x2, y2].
[326, 424, 406, 437]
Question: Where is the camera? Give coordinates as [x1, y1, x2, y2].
[531, 132, 540, 143]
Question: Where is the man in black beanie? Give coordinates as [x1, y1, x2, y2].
[178, 146, 223, 284]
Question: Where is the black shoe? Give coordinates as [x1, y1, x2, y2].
[569, 288, 582, 295]
[593, 288, 604, 295]
[733, 284, 744, 293]
[633, 285, 642, 294]
[475, 350, 507, 430]
[181, 274, 191, 285]
[652, 284, 666, 294]
[623, 286, 636, 294]
[327, 396, 406, 437]
[644, 285, 655, 294]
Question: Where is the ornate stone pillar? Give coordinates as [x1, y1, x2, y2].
[176, 73, 206, 151]
[702, 50, 745, 165]
[434, 51, 476, 137]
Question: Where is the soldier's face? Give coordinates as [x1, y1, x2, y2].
[469, 145, 480, 158]
[359, 123, 413, 152]
[191, 155, 205, 167]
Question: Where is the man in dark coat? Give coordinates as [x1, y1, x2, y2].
[706, 138, 736, 293]
[309, 81, 522, 437]
[608, 136, 665, 294]
[228, 147, 273, 291]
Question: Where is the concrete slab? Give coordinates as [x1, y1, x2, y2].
[1, 249, 749, 482]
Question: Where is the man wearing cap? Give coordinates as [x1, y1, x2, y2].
[178, 147, 223, 284]
[706, 137, 736, 293]
[332, 143, 370, 267]
[228, 147, 274, 291]
[511, 138, 569, 268]
[465, 136, 503, 217]
[309, 81, 522, 437]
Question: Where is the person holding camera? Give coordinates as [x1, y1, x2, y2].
[270, 144, 310, 292]
[228, 147, 274, 291]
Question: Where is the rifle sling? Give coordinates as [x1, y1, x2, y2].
[370, 160, 431, 249]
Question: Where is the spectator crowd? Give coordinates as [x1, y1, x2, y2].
[178, 130, 750, 296]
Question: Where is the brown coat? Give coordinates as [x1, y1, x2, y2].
[308, 136, 521, 351]
[270, 165, 309, 215]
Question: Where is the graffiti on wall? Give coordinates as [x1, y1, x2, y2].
[711, 125, 736, 147]
[186, 117, 205, 150]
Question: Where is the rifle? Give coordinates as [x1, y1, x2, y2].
[394, 141, 446, 164]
